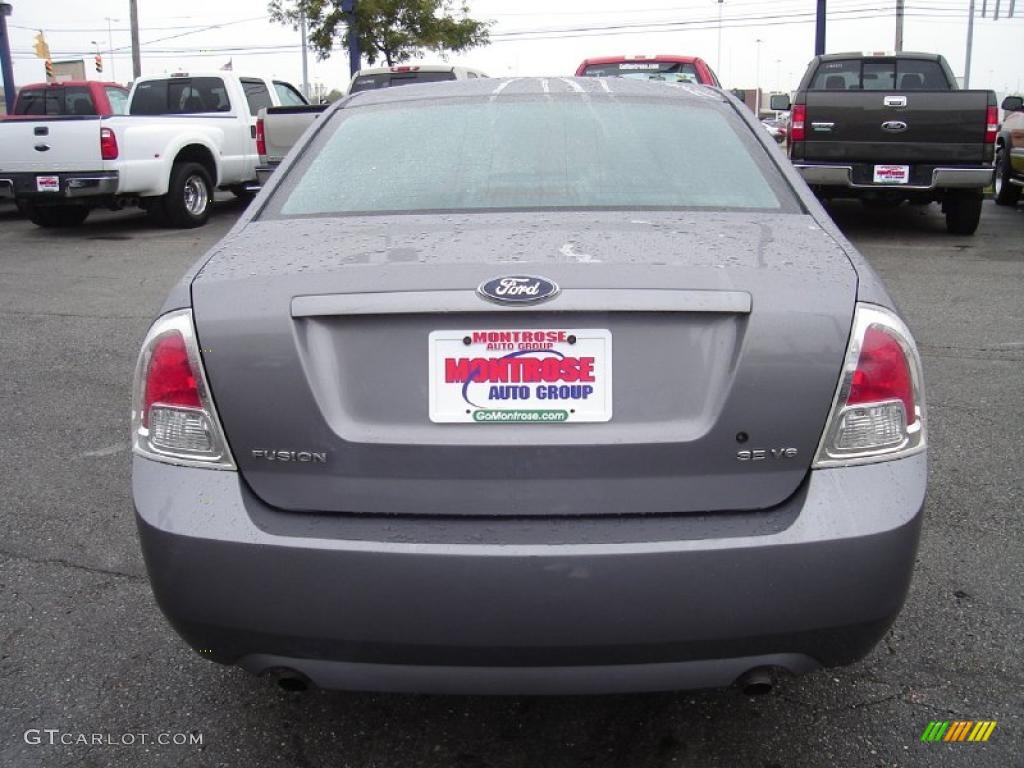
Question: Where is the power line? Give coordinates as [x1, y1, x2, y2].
[487, 6, 988, 40]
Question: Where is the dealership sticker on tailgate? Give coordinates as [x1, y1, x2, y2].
[873, 164, 910, 184]
[429, 329, 612, 423]
[36, 176, 60, 193]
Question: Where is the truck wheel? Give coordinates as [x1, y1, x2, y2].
[160, 162, 213, 228]
[944, 191, 983, 235]
[993, 143, 1021, 206]
[24, 203, 90, 228]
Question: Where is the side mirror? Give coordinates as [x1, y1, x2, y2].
[1001, 95, 1024, 112]
[770, 94, 791, 112]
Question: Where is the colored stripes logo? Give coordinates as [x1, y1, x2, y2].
[921, 721, 997, 742]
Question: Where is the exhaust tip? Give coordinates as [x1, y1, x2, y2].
[265, 667, 311, 692]
[736, 666, 776, 696]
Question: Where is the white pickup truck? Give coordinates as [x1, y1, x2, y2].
[0, 71, 307, 228]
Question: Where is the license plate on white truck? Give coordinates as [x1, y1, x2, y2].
[428, 328, 612, 423]
[36, 176, 60, 193]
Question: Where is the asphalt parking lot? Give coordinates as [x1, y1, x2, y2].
[1, 196, 1021, 768]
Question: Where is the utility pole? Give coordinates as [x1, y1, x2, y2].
[0, 3, 14, 115]
[300, 10, 309, 99]
[716, 0, 724, 76]
[815, 0, 826, 56]
[964, 0, 975, 87]
[895, 0, 905, 51]
[129, 0, 141, 80]
[968, 0, 1017, 87]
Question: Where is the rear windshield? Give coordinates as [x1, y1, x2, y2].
[581, 61, 703, 84]
[15, 88, 63, 115]
[267, 97, 796, 218]
[130, 77, 231, 115]
[810, 59, 951, 90]
[14, 87, 97, 115]
[350, 71, 456, 92]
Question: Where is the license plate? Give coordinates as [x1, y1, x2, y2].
[36, 175, 60, 193]
[873, 164, 909, 184]
[429, 328, 612, 423]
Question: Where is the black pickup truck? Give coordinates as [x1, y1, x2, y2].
[772, 52, 997, 234]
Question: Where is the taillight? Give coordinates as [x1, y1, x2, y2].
[142, 333, 201, 426]
[985, 105, 998, 144]
[789, 104, 806, 142]
[131, 309, 235, 469]
[100, 126, 118, 160]
[255, 117, 266, 157]
[813, 304, 925, 467]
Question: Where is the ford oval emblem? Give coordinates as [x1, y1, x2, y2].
[881, 120, 908, 133]
[478, 275, 560, 305]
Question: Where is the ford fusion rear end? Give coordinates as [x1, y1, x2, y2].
[132, 78, 926, 694]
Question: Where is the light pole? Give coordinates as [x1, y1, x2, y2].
[755, 38, 763, 117]
[104, 16, 118, 81]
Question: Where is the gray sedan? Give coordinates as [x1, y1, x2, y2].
[131, 77, 926, 695]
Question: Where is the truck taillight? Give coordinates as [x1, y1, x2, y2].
[813, 304, 926, 468]
[256, 118, 266, 157]
[100, 127, 118, 160]
[789, 104, 806, 142]
[985, 105, 998, 144]
[131, 309, 235, 469]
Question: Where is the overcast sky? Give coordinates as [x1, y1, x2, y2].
[6, 0, 1023, 96]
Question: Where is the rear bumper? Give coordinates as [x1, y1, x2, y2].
[133, 453, 926, 694]
[255, 160, 280, 187]
[0, 171, 119, 200]
[795, 163, 992, 191]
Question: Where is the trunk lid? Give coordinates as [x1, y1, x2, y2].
[0, 116, 106, 172]
[801, 90, 992, 164]
[192, 211, 857, 517]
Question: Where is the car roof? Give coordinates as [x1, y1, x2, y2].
[579, 55, 704, 66]
[355, 64, 462, 75]
[815, 51, 942, 62]
[18, 81, 127, 90]
[134, 72, 267, 81]
[342, 76, 727, 108]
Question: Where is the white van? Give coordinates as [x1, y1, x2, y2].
[347, 64, 488, 94]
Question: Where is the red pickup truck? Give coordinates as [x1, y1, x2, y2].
[8, 81, 129, 117]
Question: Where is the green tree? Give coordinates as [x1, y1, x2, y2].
[269, 0, 491, 67]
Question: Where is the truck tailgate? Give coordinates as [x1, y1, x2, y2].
[802, 90, 992, 164]
[0, 116, 106, 172]
[262, 105, 328, 162]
